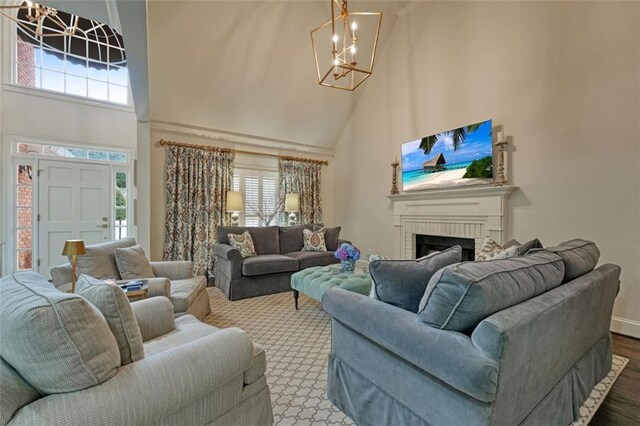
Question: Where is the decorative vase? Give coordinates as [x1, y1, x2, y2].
[341, 259, 356, 273]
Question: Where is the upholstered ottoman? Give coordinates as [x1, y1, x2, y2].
[290, 264, 371, 310]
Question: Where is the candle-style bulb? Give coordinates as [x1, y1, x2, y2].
[333, 58, 340, 66]
[351, 22, 357, 30]
[332, 34, 338, 43]
[350, 46, 356, 54]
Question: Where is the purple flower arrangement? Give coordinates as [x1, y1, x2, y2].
[334, 243, 361, 261]
[335, 243, 360, 272]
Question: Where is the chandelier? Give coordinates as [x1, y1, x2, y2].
[311, 0, 382, 91]
[0, 1, 78, 38]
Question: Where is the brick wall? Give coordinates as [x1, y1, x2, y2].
[17, 42, 36, 87]
[17, 166, 33, 269]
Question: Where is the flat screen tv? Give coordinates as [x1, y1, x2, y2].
[401, 119, 493, 191]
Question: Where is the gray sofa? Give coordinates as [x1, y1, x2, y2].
[215, 225, 344, 300]
[323, 240, 620, 425]
[50, 238, 211, 321]
[0, 271, 273, 426]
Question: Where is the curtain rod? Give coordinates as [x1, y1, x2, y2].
[158, 139, 329, 166]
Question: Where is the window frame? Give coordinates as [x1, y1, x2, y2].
[1, 2, 134, 111]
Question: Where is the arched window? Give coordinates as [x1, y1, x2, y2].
[11, 1, 129, 104]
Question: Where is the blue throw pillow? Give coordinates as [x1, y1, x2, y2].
[369, 246, 462, 313]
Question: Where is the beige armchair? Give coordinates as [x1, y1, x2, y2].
[50, 238, 210, 320]
[1, 272, 273, 426]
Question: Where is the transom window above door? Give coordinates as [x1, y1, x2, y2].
[12, 1, 130, 104]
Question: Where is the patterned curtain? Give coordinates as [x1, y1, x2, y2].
[278, 159, 323, 225]
[163, 145, 235, 276]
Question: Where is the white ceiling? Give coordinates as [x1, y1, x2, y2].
[147, 1, 408, 149]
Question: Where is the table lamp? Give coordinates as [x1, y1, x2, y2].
[285, 193, 299, 226]
[62, 239, 85, 293]
[226, 191, 243, 226]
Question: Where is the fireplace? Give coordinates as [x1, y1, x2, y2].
[416, 234, 476, 261]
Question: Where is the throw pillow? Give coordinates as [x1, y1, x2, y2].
[228, 231, 257, 258]
[516, 238, 544, 256]
[475, 238, 519, 261]
[75, 238, 136, 279]
[0, 271, 120, 394]
[417, 251, 565, 333]
[114, 245, 155, 280]
[303, 228, 327, 252]
[314, 225, 341, 251]
[76, 274, 144, 366]
[367, 252, 391, 263]
[369, 246, 462, 313]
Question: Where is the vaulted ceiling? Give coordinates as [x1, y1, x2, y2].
[147, 1, 408, 149]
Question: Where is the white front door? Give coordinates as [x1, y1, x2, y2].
[38, 160, 111, 278]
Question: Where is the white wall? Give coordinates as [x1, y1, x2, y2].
[334, 2, 640, 337]
[148, 126, 336, 260]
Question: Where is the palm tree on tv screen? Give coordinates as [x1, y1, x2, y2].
[419, 122, 483, 155]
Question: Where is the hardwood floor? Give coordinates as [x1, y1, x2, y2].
[590, 333, 640, 425]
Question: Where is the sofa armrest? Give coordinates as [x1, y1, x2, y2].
[11, 328, 254, 426]
[130, 297, 175, 341]
[145, 277, 171, 299]
[50, 263, 72, 289]
[150, 261, 194, 280]
[336, 238, 351, 246]
[323, 288, 499, 403]
[215, 244, 242, 279]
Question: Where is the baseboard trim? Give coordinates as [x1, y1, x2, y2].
[611, 316, 640, 339]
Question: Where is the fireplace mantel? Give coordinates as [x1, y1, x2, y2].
[387, 185, 518, 259]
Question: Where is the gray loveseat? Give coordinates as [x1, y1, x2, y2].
[50, 238, 211, 321]
[0, 271, 273, 426]
[215, 225, 344, 300]
[323, 239, 620, 425]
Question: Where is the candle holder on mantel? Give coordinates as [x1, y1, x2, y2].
[390, 158, 400, 195]
[494, 131, 508, 186]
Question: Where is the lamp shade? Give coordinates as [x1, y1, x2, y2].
[226, 191, 243, 212]
[62, 240, 86, 256]
[285, 193, 300, 212]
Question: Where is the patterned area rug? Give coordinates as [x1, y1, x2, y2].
[204, 288, 628, 426]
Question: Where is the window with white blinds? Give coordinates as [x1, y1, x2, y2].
[232, 169, 279, 227]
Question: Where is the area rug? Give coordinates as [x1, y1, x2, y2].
[204, 288, 628, 426]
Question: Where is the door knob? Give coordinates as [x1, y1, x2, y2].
[97, 224, 109, 228]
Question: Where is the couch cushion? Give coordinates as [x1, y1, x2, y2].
[279, 224, 318, 254]
[169, 276, 207, 313]
[0, 272, 120, 394]
[369, 246, 462, 313]
[0, 357, 41, 425]
[417, 251, 565, 333]
[218, 226, 280, 255]
[114, 245, 155, 279]
[314, 225, 341, 251]
[75, 237, 136, 279]
[303, 228, 327, 252]
[285, 251, 339, 269]
[242, 254, 299, 277]
[76, 275, 144, 366]
[544, 239, 600, 283]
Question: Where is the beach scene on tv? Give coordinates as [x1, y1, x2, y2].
[401, 119, 494, 191]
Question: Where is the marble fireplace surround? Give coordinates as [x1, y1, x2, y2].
[387, 185, 517, 259]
